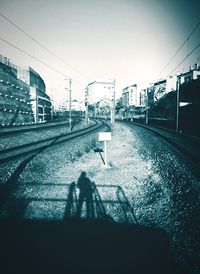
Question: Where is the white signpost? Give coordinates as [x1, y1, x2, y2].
[99, 132, 112, 168]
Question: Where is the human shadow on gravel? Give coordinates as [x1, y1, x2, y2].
[63, 180, 111, 220]
[76, 172, 95, 219]
[0, 181, 138, 222]
[62, 179, 138, 222]
[0, 181, 183, 274]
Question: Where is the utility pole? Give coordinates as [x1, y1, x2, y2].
[111, 79, 116, 127]
[85, 86, 89, 124]
[104, 140, 107, 168]
[36, 88, 38, 123]
[36, 79, 39, 123]
[145, 89, 149, 125]
[69, 78, 72, 131]
[85, 81, 96, 125]
[176, 78, 180, 132]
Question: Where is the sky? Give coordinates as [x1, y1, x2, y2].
[0, 0, 200, 106]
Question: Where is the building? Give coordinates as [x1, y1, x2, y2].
[85, 81, 115, 106]
[0, 55, 53, 126]
[18, 67, 52, 123]
[122, 84, 138, 107]
[138, 75, 177, 109]
[153, 79, 167, 102]
[166, 75, 177, 93]
[0, 55, 34, 126]
[120, 84, 147, 119]
[177, 64, 200, 84]
[94, 98, 112, 118]
[121, 88, 129, 107]
[61, 99, 85, 112]
[139, 88, 147, 107]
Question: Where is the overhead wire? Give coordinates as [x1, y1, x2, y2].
[156, 20, 200, 79]
[0, 12, 90, 81]
[167, 41, 200, 77]
[0, 36, 85, 88]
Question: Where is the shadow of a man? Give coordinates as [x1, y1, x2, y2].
[76, 171, 94, 218]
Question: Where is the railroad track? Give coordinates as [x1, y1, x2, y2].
[120, 120, 200, 169]
[0, 119, 81, 136]
[0, 119, 107, 164]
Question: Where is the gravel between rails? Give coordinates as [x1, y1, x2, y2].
[0, 119, 94, 150]
[0, 120, 94, 183]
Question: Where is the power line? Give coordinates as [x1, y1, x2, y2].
[44, 75, 66, 90]
[0, 12, 90, 81]
[167, 41, 200, 77]
[0, 36, 85, 87]
[0, 37, 65, 76]
[156, 20, 200, 78]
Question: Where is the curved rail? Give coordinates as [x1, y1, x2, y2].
[0, 119, 107, 164]
[0, 119, 81, 136]
[119, 120, 200, 168]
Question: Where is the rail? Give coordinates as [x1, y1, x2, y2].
[0, 119, 81, 136]
[119, 119, 200, 167]
[0, 119, 107, 163]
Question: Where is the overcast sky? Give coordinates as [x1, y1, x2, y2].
[0, 0, 200, 105]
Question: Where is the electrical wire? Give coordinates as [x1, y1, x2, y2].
[167, 41, 200, 77]
[0, 36, 85, 87]
[0, 12, 90, 81]
[156, 20, 200, 78]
